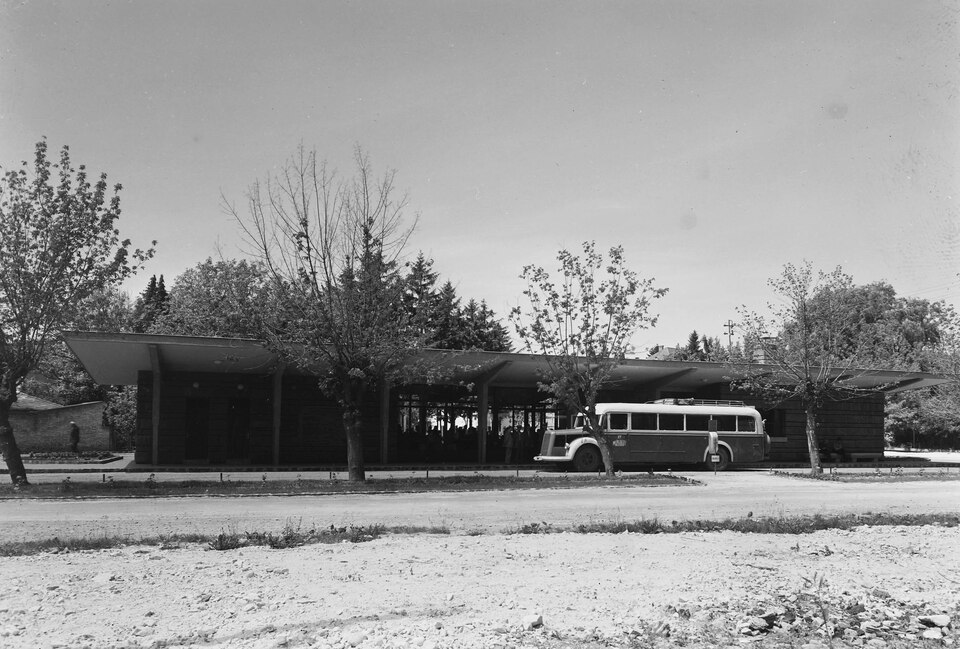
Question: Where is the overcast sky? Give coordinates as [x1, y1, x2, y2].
[2, 0, 957, 352]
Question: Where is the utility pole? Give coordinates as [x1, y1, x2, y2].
[724, 320, 735, 349]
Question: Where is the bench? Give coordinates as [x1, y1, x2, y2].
[848, 452, 884, 462]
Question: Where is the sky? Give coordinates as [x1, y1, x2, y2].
[1, 0, 958, 353]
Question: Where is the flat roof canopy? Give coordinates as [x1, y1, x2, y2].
[63, 331, 952, 395]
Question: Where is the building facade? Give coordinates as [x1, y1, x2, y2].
[64, 332, 946, 467]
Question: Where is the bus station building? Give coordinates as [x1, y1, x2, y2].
[63, 331, 949, 467]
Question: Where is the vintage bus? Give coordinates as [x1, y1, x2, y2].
[534, 399, 770, 472]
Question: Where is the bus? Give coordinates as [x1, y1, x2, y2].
[534, 399, 770, 472]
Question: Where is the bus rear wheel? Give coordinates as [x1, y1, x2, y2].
[704, 447, 731, 471]
[572, 445, 603, 472]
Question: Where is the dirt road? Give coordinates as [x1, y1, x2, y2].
[1, 472, 958, 543]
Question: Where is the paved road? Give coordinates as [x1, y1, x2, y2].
[0, 470, 957, 543]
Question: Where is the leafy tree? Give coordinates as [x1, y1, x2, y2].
[227, 145, 420, 482]
[511, 242, 666, 476]
[734, 262, 878, 475]
[799, 281, 957, 450]
[102, 385, 139, 451]
[0, 139, 152, 484]
[808, 281, 948, 371]
[151, 258, 276, 338]
[23, 287, 134, 405]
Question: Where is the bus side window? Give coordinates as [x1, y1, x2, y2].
[659, 414, 684, 431]
[632, 413, 657, 430]
[737, 416, 757, 432]
[714, 415, 736, 432]
[686, 414, 710, 431]
[608, 413, 629, 430]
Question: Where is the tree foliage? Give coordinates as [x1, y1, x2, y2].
[402, 253, 511, 352]
[151, 258, 277, 338]
[131, 275, 169, 333]
[22, 286, 133, 405]
[511, 242, 666, 476]
[734, 262, 883, 474]
[228, 145, 420, 481]
[0, 139, 152, 484]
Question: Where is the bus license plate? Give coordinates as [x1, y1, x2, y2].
[710, 454, 720, 463]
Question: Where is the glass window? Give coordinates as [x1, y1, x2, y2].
[632, 413, 657, 430]
[659, 414, 684, 431]
[713, 416, 737, 432]
[608, 413, 629, 430]
[686, 415, 710, 431]
[737, 416, 757, 432]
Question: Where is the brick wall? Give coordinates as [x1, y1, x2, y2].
[9, 402, 111, 452]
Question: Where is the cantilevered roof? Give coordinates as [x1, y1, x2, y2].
[63, 331, 952, 394]
[64, 332, 281, 385]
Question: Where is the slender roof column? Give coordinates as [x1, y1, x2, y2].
[477, 383, 489, 464]
[474, 361, 511, 465]
[148, 344, 162, 465]
[272, 364, 285, 466]
[379, 380, 391, 464]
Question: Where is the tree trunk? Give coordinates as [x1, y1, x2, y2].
[340, 378, 367, 482]
[595, 433, 616, 478]
[585, 411, 616, 478]
[804, 405, 822, 476]
[0, 400, 29, 486]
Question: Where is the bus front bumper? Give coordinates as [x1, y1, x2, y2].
[534, 455, 571, 464]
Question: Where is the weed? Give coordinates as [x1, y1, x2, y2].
[515, 521, 552, 534]
[59, 477, 72, 493]
[145, 473, 158, 489]
[207, 531, 245, 551]
[800, 571, 834, 647]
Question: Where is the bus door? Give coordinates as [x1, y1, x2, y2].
[627, 412, 660, 461]
[604, 412, 631, 463]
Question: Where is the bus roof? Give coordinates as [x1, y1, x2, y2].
[593, 402, 761, 417]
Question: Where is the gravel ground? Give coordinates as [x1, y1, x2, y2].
[1, 524, 957, 648]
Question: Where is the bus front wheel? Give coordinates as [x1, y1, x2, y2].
[573, 445, 603, 472]
[704, 447, 731, 471]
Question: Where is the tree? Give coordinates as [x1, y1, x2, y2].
[734, 262, 877, 475]
[0, 139, 152, 484]
[665, 331, 729, 362]
[430, 281, 462, 349]
[131, 274, 169, 333]
[151, 258, 277, 338]
[510, 242, 666, 476]
[22, 287, 134, 405]
[228, 145, 419, 482]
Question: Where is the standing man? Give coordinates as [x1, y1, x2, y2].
[503, 426, 515, 465]
[69, 421, 80, 454]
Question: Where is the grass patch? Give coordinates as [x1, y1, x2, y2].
[23, 451, 119, 464]
[507, 512, 960, 535]
[2, 512, 956, 556]
[776, 467, 960, 482]
[0, 472, 693, 499]
[0, 522, 449, 557]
